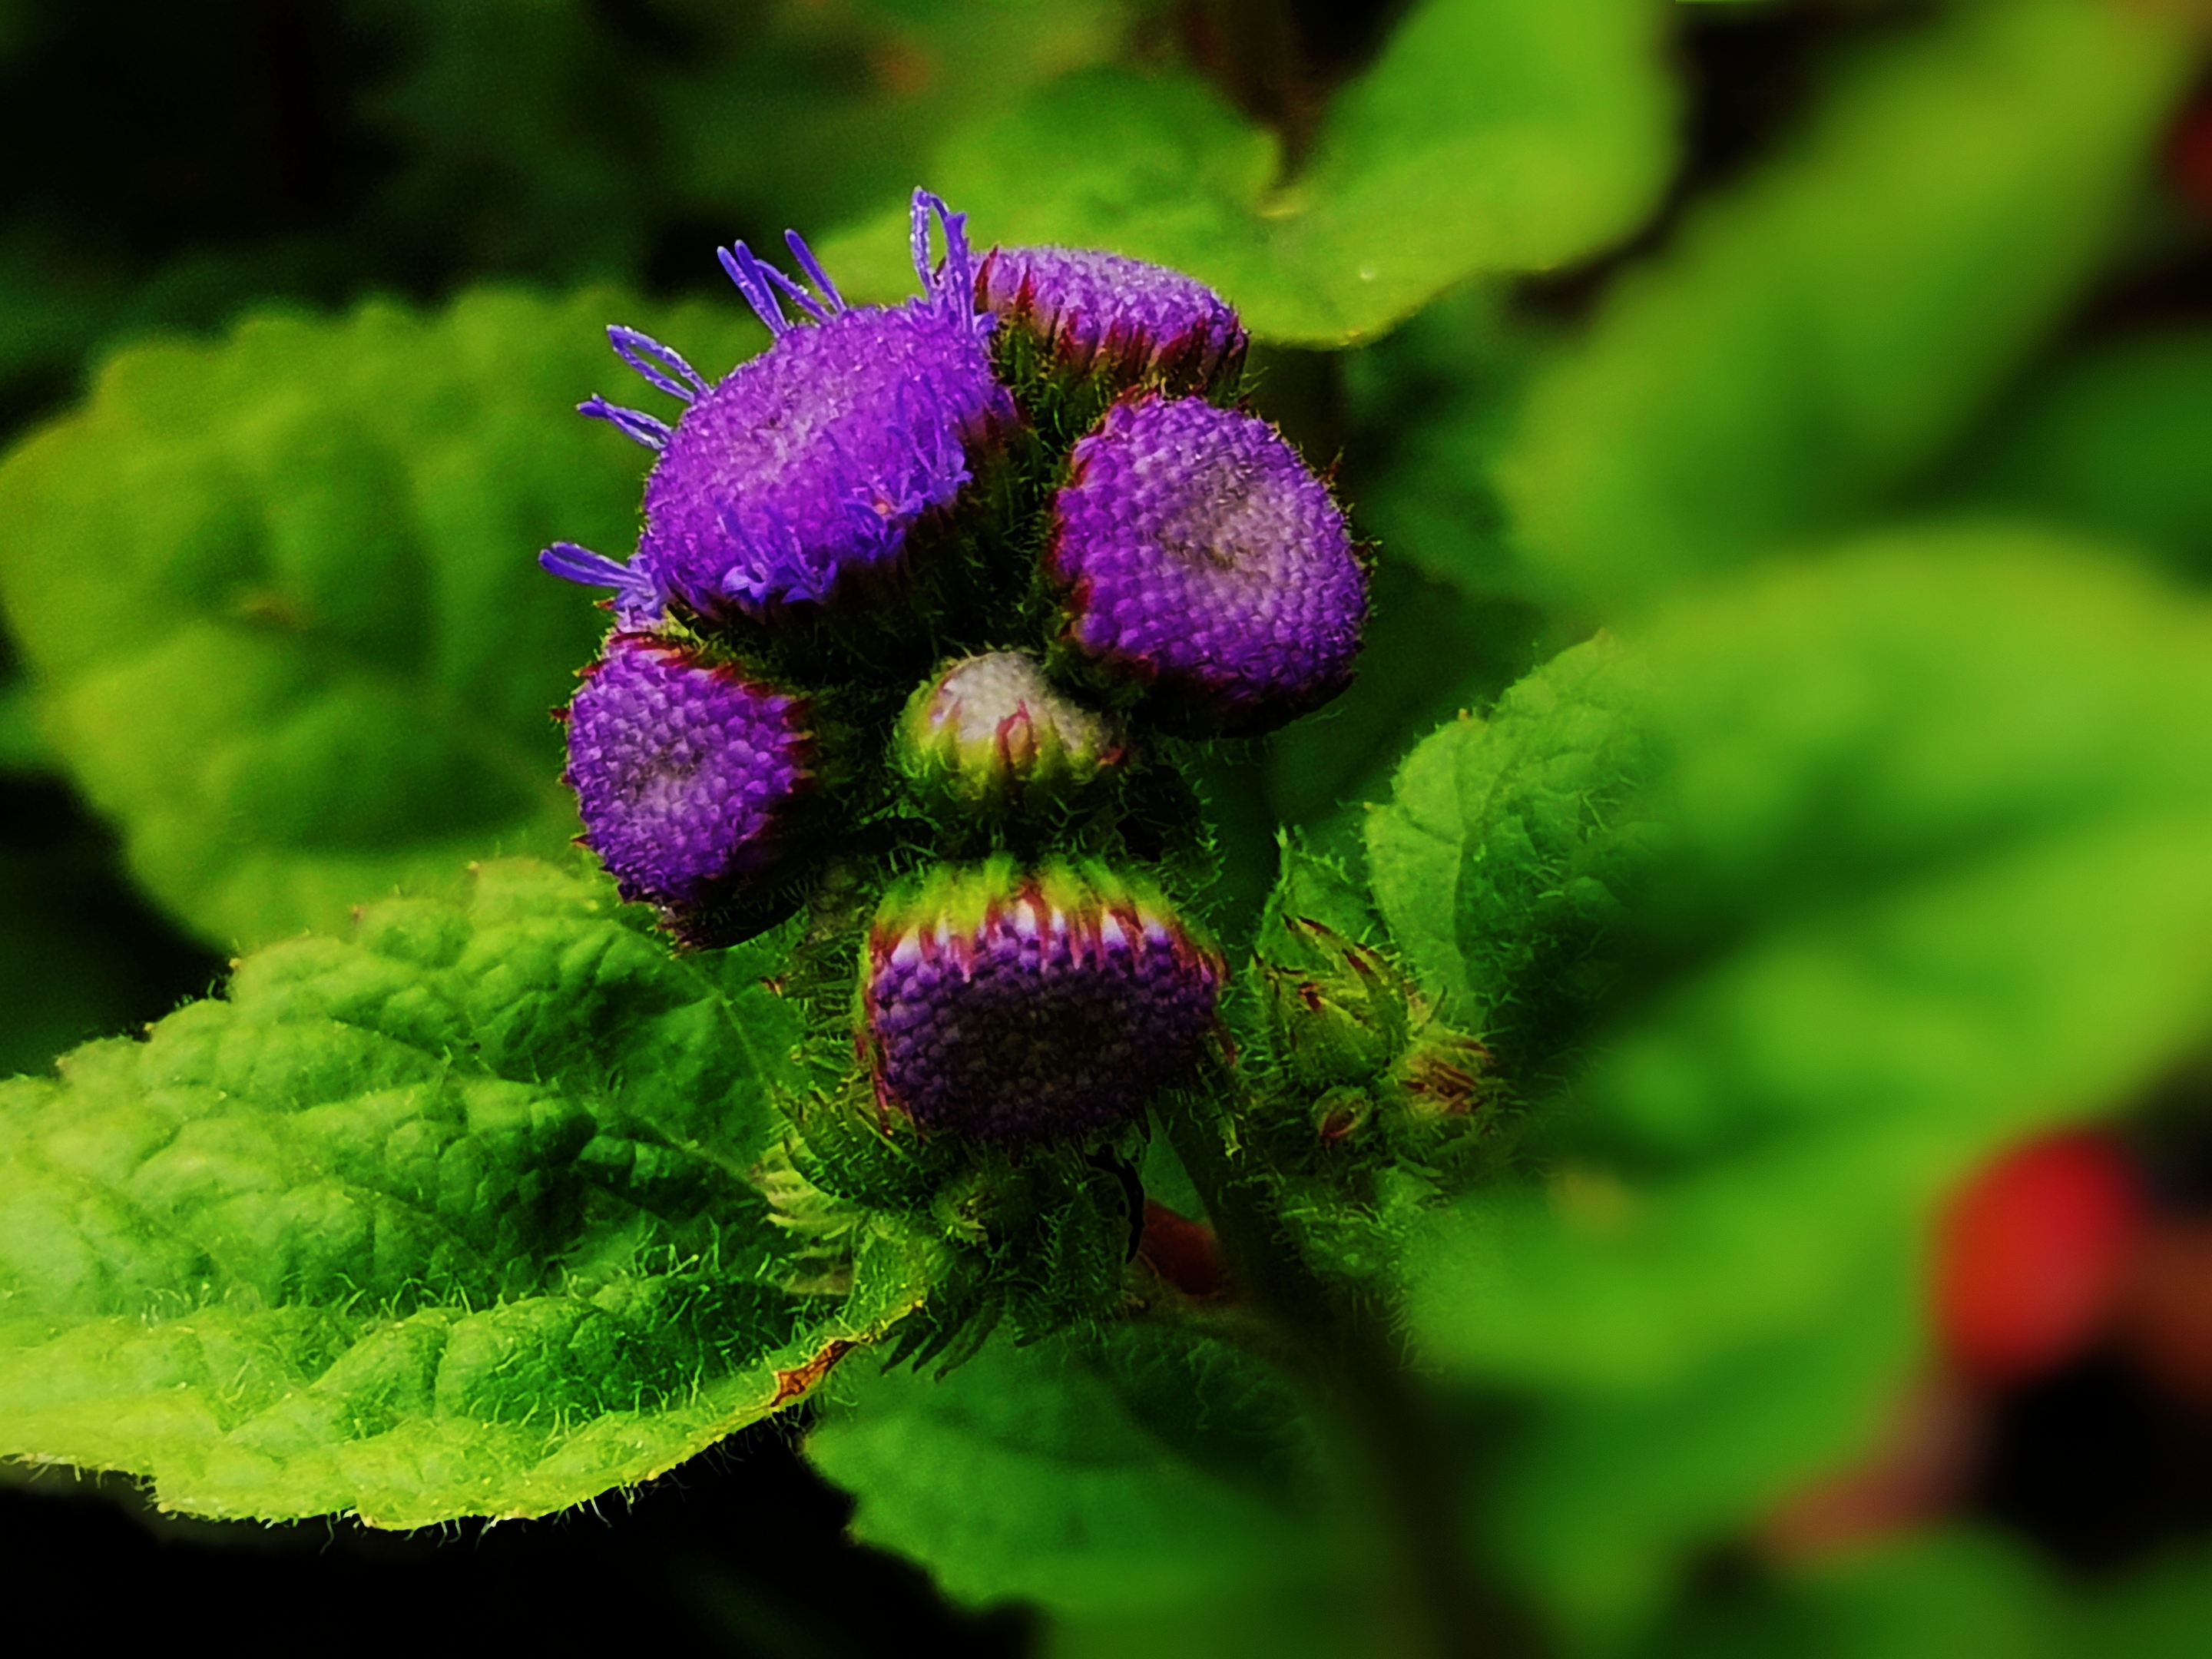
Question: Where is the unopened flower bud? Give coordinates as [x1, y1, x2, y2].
[1048, 395, 1366, 735]
[862, 858, 1223, 1144]
[977, 245, 1247, 400]
[560, 632, 816, 926]
[893, 651, 1124, 816]
[1260, 914, 1415, 1089]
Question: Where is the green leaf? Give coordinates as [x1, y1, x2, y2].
[1041, 1578, 1373, 1659]
[651, 0, 1143, 237]
[1482, 1243, 1919, 1646]
[1496, 0, 2197, 611]
[1264, 560, 1544, 859]
[1384, 528, 2212, 1634]
[0, 858, 936, 1526]
[806, 1323, 1325, 1618]
[1643, 1530, 2064, 1659]
[1363, 629, 1654, 1081]
[2065, 1541, 2212, 1657]
[1408, 527, 2212, 1388]
[1645, 1529, 2212, 1659]
[1941, 329, 2212, 582]
[0, 287, 763, 949]
[816, 0, 1677, 346]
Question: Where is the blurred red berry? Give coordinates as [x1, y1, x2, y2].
[1935, 1131, 2143, 1384]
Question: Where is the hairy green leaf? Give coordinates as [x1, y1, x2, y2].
[1497, 0, 2196, 610]
[806, 1323, 1325, 1618]
[0, 859, 935, 1526]
[1363, 630, 1654, 1084]
[1409, 529, 2212, 1383]
[0, 288, 763, 949]
[818, 0, 1676, 346]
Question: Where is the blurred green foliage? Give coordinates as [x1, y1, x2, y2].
[1, 0, 2210, 1655]
[1495, 0, 2193, 613]
[0, 288, 759, 948]
[1942, 329, 2212, 580]
[818, 0, 1678, 343]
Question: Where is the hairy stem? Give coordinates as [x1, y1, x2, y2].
[1162, 1093, 1546, 1659]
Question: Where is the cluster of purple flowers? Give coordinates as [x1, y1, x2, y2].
[543, 190, 1366, 1143]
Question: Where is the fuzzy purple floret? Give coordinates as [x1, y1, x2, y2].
[866, 896, 1220, 1142]
[641, 303, 1011, 616]
[978, 245, 1247, 390]
[545, 191, 1012, 620]
[647, 192, 1010, 618]
[563, 634, 813, 907]
[1048, 396, 1366, 732]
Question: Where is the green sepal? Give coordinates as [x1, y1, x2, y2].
[986, 318, 1247, 459]
[1260, 912, 1416, 1090]
[782, 1071, 968, 1213]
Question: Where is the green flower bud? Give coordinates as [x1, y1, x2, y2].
[1386, 1030, 1492, 1128]
[1260, 913, 1416, 1088]
[893, 651, 1125, 816]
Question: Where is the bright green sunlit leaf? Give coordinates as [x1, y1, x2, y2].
[0, 859, 936, 1526]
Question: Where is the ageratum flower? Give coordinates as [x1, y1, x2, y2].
[560, 633, 816, 916]
[1047, 394, 1367, 735]
[976, 245, 1247, 397]
[893, 651, 1124, 815]
[863, 859, 1222, 1143]
[542, 190, 1014, 621]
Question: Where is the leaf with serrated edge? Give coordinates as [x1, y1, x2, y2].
[0, 859, 938, 1527]
[1386, 530, 2212, 1634]
[1409, 529, 2212, 1390]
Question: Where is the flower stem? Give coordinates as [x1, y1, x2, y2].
[1161, 1092, 1548, 1659]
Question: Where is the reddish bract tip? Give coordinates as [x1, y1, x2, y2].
[1137, 1200, 1230, 1301]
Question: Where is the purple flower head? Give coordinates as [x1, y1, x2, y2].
[542, 190, 1013, 621]
[1047, 395, 1367, 735]
[863, 859, 1223, 1144]
[561, 633, 816, 912]
[894, 651, 1125, 814]
[978, 246, 1247, 396]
